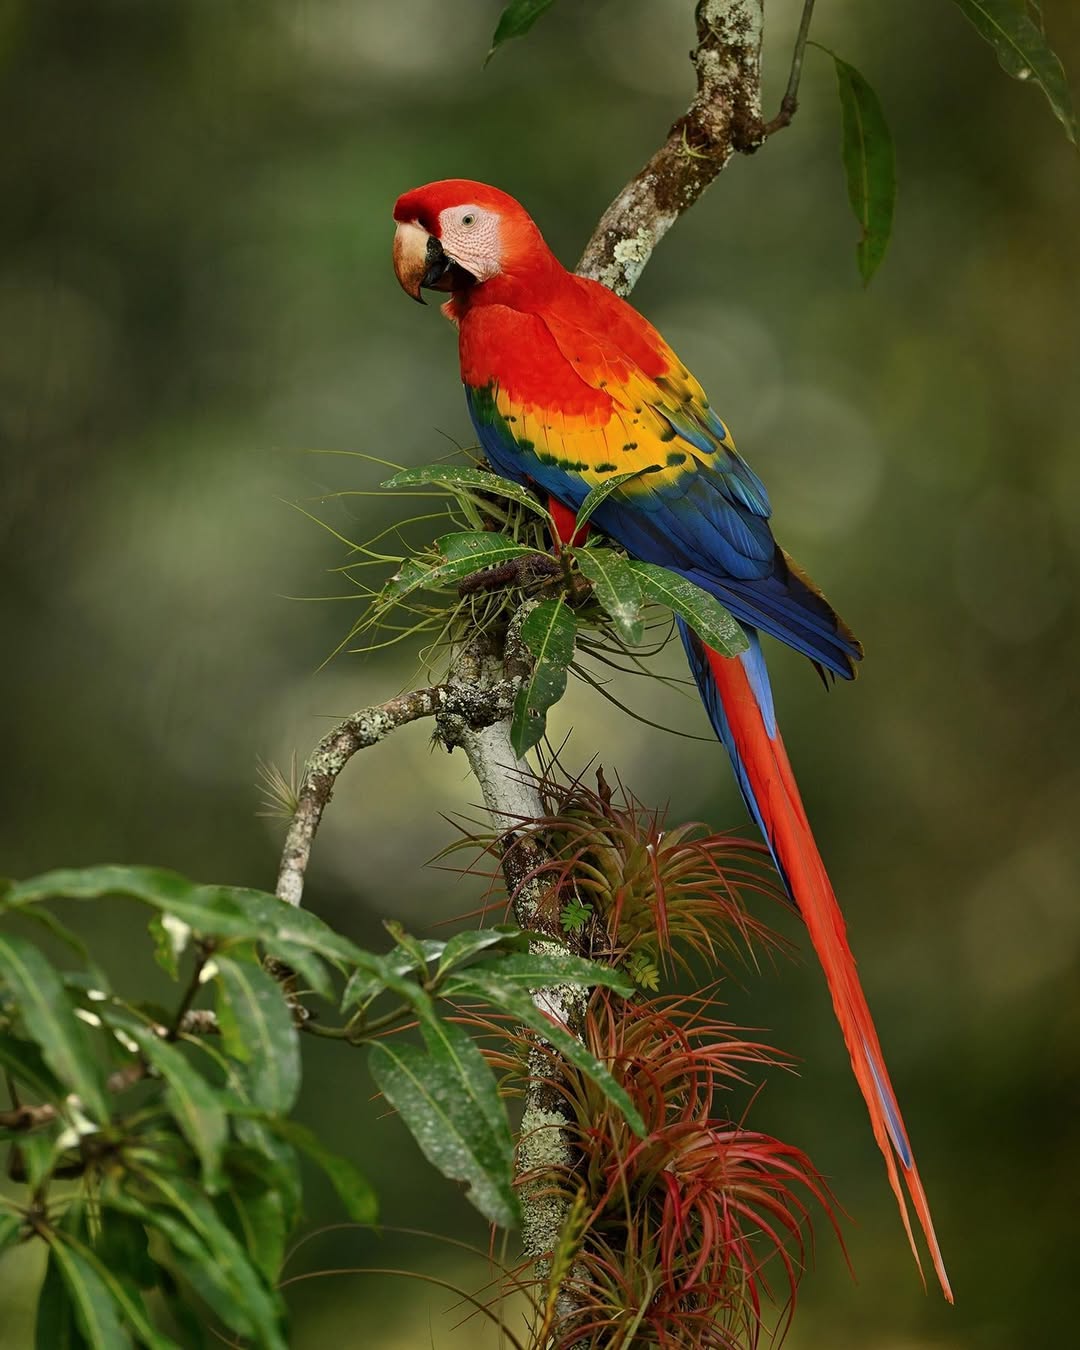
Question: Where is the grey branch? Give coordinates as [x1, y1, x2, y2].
[576, 0, 766, 296]
[276, 680, 518, 907]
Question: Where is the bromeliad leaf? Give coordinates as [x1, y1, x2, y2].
[0, 933, 109, 1122]
[487, 0, 557, 63]
[212, 956, 300, 1114]
[386, 530, 537, 599]
[627, 563, 748, 657]
[382, 464, 550, 518]
[123, 1025, 228, 1192]
[831, 54, 896, 284]
[369, 1014, 519, 1228]
[950, 0, 1076, 144]
[272, 1119, 378, 1223]
[510, 597, 577, 756]
[442, 971, 646, 1138]
[572, 546, 644, 644]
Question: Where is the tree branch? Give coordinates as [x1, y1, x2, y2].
[275, 679, 518, 907]
[576, 0, 766, 296]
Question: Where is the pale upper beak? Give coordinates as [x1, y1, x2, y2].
[393, 220, 474, 304]
[392, 221, 435, 303]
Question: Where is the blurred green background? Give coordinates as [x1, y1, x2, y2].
[2, 0, 1078, 1345]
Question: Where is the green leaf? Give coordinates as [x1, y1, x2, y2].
[260, 938, 334, 1001]
[5, 866, 367, 967]
[271, 1119, 378, 1223]
[386, 531, 537, 599]
[0, 1032, 66, 1103]
[220, 1179, 288, 1287]
[382, 464, 550, 517]
[61, 1231, 180, 1350]
[572, 546, 644, 644]
[36, 1246, 87, 1350]
[148, 914, 187, 980]
[510, 598, 577, 756]
[123, 1025, 227, 1193]
[0, 933, 108, 1121]
[831, 54, 896, 283]
[444, 951, 634, 996]
[212, 956, 299, 1114]
[434, 926, 530, 980]
[15, 1130, 62, 1189]
[573, 469, 652, 533]
[487, 0, 557, 62]
[42, 1236, 129, 1349]
[369, 1015, 518, 1228]
[441, 971, 646, 1139]
[626, 563, 748, 657]
[950, 0, 1076, 143]
[0, 1211, 23, 1253]
[105, 1181, 285, 1350]
[233, 1119, 303, 1233]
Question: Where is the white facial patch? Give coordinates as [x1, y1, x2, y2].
[437, 204, 502, 282]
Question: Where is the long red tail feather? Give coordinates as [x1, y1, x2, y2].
[700, 642, 953, 1302]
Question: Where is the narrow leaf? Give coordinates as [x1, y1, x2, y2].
[487, 0, 557, 62]
[61, 1232, 180, 1350]
[142, 1172, 286, 1349]
[0, 1032, 66, 1103]
[386, 531, 536, 599]
[831, 54, 896, 283]
[0, 933, 108, 1120]
[382, 464, 550, 517]
[573, 469, 651, 533]
[443, 972, 646, 1138]
[572, 546, 644, 644]
[369, 1014, 518, 1228]
[124, 1025, 228, 1192]
[434, 925, 530, 979]
[951, 0, 1076, 143]
[36, 1247, 85, 1350]
[272, 1119, 378, 1223]
[510, 598, 577, 756]
[0, 1212, 23, 1253]
[213, 957, 300, 1114]
[627, 563, 748, 656]
[444, 951, 635, 996]
[42, 1236, 128, 1349]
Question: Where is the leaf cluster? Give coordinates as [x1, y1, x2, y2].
[0, 867, 640, 1346]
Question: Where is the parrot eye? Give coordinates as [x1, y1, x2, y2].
[461, 213, 476, 227]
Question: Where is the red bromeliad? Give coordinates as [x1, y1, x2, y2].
[392, 179, 951, 1301]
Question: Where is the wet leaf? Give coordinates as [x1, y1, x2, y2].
[831, 54, 896, 283]
[510, 598, 577, 755]
[382, 464, 549, 517]
[627, 563, 748, 656]
[487, 0, 557, 63]
[573, 546, 644, 644]
[951, 0, 1076, 143]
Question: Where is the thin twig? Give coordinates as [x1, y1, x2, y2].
[275, 680, 518, 907]
[763, 0, 817, 136]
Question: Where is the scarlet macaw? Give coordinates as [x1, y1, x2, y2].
[392, 179, 951, 1301]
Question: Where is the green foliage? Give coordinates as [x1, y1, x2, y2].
[382, 463, 552, 521]
[829, 53, 897, 285]
[626, 562, 748, 657]
[386, 530, 538, 601]
[571, 546, 645, 645]
[0, 865, 642, 1346]
[560, 898, 594, 934]
[950, 0, 1077, 143]
[511, 597, 578, 755]
[487, 0, 558, 64]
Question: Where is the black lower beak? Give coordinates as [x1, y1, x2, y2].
[420, 236, 477, 298]
[421, 236, 452, 290]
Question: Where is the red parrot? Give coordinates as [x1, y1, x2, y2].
[392, 179, 951, 1301]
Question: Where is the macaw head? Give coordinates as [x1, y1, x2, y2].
[392, 179, 551, 305]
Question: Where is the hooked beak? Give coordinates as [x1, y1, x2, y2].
[393, 221, 475, 305]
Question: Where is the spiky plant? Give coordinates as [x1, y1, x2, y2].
[447, 772, 842, 1348]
